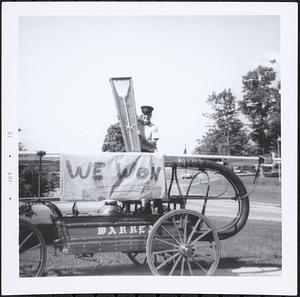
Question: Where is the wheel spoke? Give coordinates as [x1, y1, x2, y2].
[154, 237, 179, 249]
[192, 242, 217, 249]
[187, 218, 202, 244]
[147, 209, 220, 276]
[156, 252, 180, 271]
[183, 214, 188, 243]
[186, 258, 194, 276]
[19, 220, 46, 277]
[152, 248, 179, 255]
[161, 225, 180, 245]
[190, 229, 212, 246]
[172, 217, 183, 243]
[190, 256, 208, 274]
[19, 232, 34, 251]
[192, 254, 215, 262]
[181, 256, 185, 276]
[168, 255, 182, 276]
[20, 243, 42, 254]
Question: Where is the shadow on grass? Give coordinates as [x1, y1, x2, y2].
[44, 258, 282, 277]
[219, 256, 282, 269]
[46, 263, 150, 277]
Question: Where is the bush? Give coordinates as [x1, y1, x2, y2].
[19, 165, 60, 198]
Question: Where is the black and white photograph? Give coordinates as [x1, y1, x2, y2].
[2, 2, 298, 296]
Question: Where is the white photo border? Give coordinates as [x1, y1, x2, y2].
[2, 2, 298, 296]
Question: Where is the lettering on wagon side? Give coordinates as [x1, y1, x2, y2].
[97, 225, 152, 237]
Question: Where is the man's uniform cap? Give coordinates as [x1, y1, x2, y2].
[141, 105, 154, 114]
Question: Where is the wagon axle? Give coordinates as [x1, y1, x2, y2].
[179, 244, 193, 257]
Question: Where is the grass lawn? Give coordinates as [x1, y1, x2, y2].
[42, 218, 281, 276]
[238, 176, 281, 206]
[219, 218, 281, 268]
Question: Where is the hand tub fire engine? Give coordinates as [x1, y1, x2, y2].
[19, 151, 264, 277]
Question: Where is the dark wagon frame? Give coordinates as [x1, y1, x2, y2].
[19, 152, 264, 277]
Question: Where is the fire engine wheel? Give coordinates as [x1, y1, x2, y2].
[126, 252, 147, 265]
[19, 219, 47, 277]
[146, 209, 220, 276]
[184, 160, 250, 240]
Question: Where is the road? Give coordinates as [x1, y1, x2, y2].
[186, 200, 281, 222]
[180, 178, 281, 223]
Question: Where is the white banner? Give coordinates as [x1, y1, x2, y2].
[60, 153, 166, 201]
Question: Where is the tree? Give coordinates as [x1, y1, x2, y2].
[19, 165, 60, 198]
[18, 129, 59, 198]
[194, 89, 251, 156]
[102, 122, 126, 152]
[239, 65, 281, 154]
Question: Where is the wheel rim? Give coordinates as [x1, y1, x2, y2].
[146, 209, 220, 276]
[19, 219, 46, 277]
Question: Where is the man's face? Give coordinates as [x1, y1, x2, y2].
[142, 113, 152, 125]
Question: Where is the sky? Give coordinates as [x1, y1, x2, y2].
[18, 15, 280, 155]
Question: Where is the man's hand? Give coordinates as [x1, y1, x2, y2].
[141, 138, 157, 150]
[147, 139, 157, 148]
[137, 115, 143, 123]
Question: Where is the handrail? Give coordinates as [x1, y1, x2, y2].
[18, 152, 269, 166]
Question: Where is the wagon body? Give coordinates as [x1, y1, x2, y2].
[19, 152, 264, 277]
[55, 214, 158, 255]
[55, 211, 216, 255]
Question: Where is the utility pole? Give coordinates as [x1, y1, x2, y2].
[184, 144, 187, 155]
[183, 143, 192, 155]
[277, 137, 281, 183]
[226, 130, 230, 155]
[270, 59, 281, 183]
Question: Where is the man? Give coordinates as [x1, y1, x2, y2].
[138, 105, 159, 153]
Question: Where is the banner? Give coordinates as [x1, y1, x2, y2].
[60, 153, 166, 201]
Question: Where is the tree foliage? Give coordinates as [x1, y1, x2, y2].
[18, 137, 59, 198]
[19, 165, 60, 198]
[194, 89, 251, 156]
[102, 122, 126, 152]
[239, 65, 280, 154]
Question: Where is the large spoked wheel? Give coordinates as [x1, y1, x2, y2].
[146, 209, 220, 276]
[183, 160, 249, 240]
[19, 219, 46, 277]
